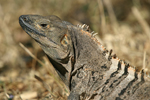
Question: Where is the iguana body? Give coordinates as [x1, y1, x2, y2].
[19, 15, 150, 100]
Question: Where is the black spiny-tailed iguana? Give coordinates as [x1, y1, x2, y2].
[19, 15, 150, 100]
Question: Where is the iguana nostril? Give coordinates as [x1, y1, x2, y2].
[23, 17, 27, 21]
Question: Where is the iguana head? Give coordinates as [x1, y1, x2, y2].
[19, 15, 73, 62]
[19, 15, 74, 87]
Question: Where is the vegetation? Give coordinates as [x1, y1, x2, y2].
[0, 0, 149, 99]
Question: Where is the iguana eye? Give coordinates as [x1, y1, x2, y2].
[40, 24, 47, 27]
[60, 34, 69, 46]
[39, 24, 50, 29]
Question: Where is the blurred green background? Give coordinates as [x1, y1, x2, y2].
[0, 0, 150, 99]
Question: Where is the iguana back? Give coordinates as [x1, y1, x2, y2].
[19, 15, 150, 100]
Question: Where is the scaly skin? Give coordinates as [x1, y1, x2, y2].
[19, 15, 150, 100]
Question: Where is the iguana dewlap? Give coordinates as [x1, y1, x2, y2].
[19, 15, 150, 100]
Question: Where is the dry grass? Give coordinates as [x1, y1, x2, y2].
[0, 0, 149, 99]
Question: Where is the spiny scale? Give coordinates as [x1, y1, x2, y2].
[77, 23, 150, 99]
[77, 24, 89, 31]
[77, 23, 149, 79]
[77, 24, 98, 37]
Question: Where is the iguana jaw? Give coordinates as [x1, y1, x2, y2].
[19, 16, 46, 37]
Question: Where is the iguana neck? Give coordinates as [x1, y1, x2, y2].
[68, 26, 112, 87]
[69, 25, 109, 68]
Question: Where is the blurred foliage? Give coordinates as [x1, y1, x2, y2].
[0, 0, 150, 99]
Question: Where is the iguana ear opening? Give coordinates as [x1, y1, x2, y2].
[60, 34, 69, 49]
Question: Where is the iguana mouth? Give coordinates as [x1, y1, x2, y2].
[19, 17, 46, 37]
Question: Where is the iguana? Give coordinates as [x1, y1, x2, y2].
[19, 15, 150, 100]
